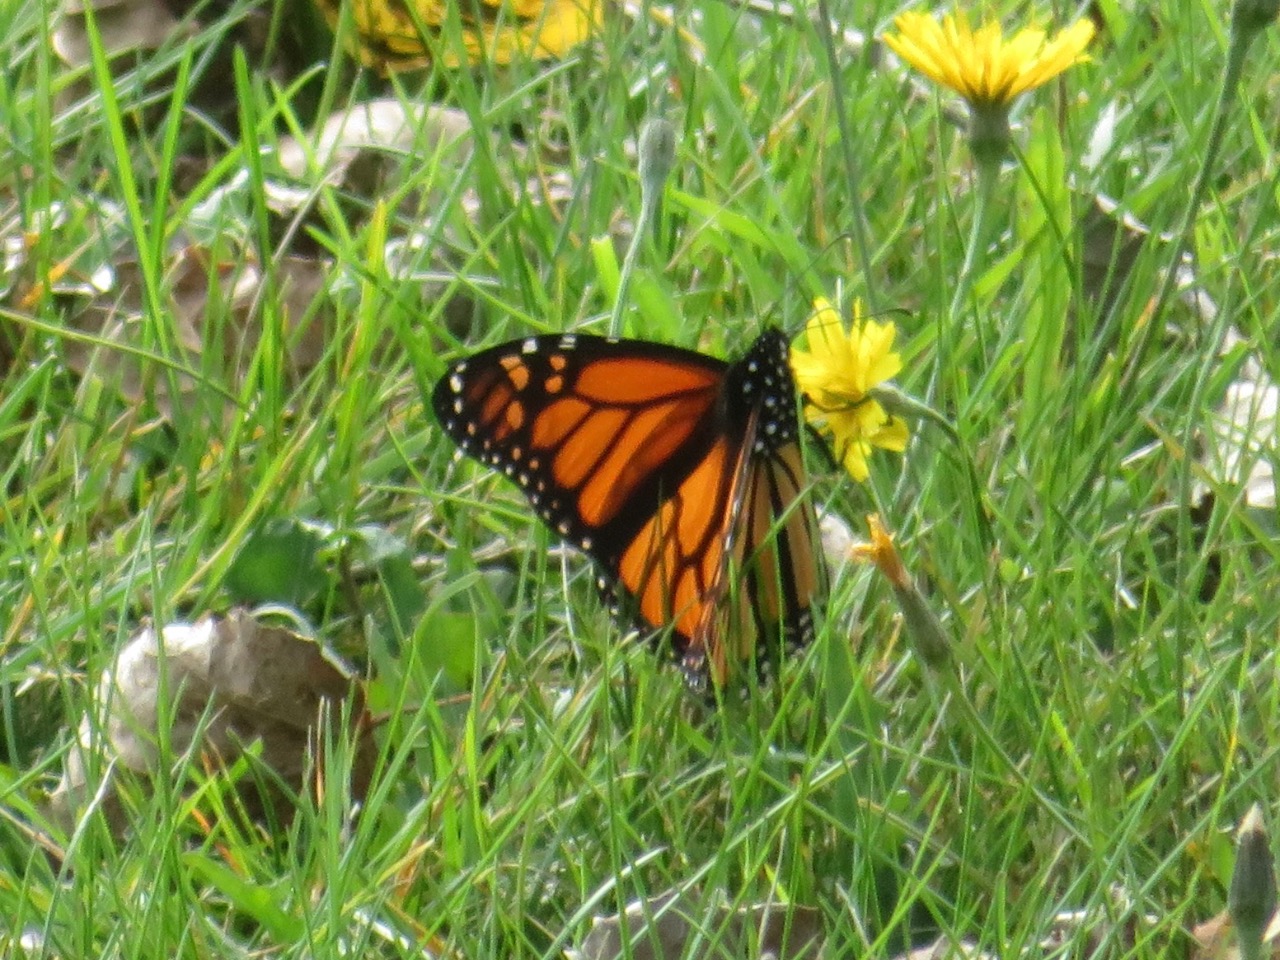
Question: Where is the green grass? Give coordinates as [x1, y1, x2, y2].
[3, 0, 1280, 955]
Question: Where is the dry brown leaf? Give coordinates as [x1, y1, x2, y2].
[1192, 910, 1280, 960]
[276, 99, 479, 187]
[1186, 275, 1277, 509]
[53, 0, 186, 66]
[1201, 374, 1278, 509]
[51, 610, 374, 834]
[1039, 885, 1165, 956]
[54, 0, 317, 131]
[1079, 195, 1152, 318]
[63, 245, 330, 416]
[899, 939, 993, 960]
[11, 96, 564, 405]
[568, 892, 822, 960]
[2, 198, 116, 303]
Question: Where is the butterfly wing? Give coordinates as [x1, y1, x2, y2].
[432, 328, 821, 684]
[433, 333, 726, 549]
[615, 425, 749, 664]
[676, 333, 822, 686]
[711, 439, 821, 683]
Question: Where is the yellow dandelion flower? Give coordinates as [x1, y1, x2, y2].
[882, 11, 1095, 109]
[789, 298, 910, 483]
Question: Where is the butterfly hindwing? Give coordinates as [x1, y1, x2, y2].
[679, 334, 821, 686]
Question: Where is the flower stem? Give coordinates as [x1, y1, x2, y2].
[948, 153, 1000, 325]
[607, 201, 651, 339]
[870, 384, 959, 444]
[609, 119, 677, 338]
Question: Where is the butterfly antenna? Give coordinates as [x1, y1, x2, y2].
[608, 117, 678, 338]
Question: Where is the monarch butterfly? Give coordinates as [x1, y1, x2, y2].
[431, 328, 822, 688]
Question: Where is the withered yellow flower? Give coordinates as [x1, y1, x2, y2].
[850, 514, 909, 588]
[316, 0, 601, 73]
[852, 515, 952, 668]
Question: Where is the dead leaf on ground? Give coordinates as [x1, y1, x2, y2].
[1181, 266, 1278, 598]
[898, 939, 992, 959]
[5, 90, 589, 406]
[53, 0, 186, 66]
[50, 609, 374, 836]
[1199, 365, 1278, 509]
[1040, 884, 1171, 956]
[276, 99, 481, 190]
[54, 0, 319, 128]
[1193, 910, 1280, 960]
[568, 891, 822, 960]
[1079, 193, 1153, 319]
[1, 197, 118, 306]
[61, 102, 502, 402]
[60, 245, 329, 416]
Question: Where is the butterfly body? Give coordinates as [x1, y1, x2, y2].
[432, 328, 821, 686]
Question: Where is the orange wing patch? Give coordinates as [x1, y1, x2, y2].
[551, 408, 630, 489]
[742, 444, 814, 626]
[576, 356, 721, 400]
[618, 436, 741, 650]
[530, 397, 592, 447]
[538, 393, 719, 529]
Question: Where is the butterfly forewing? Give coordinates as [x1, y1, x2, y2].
[435, 334, 724, 549]
[432, 328, 822, 686]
